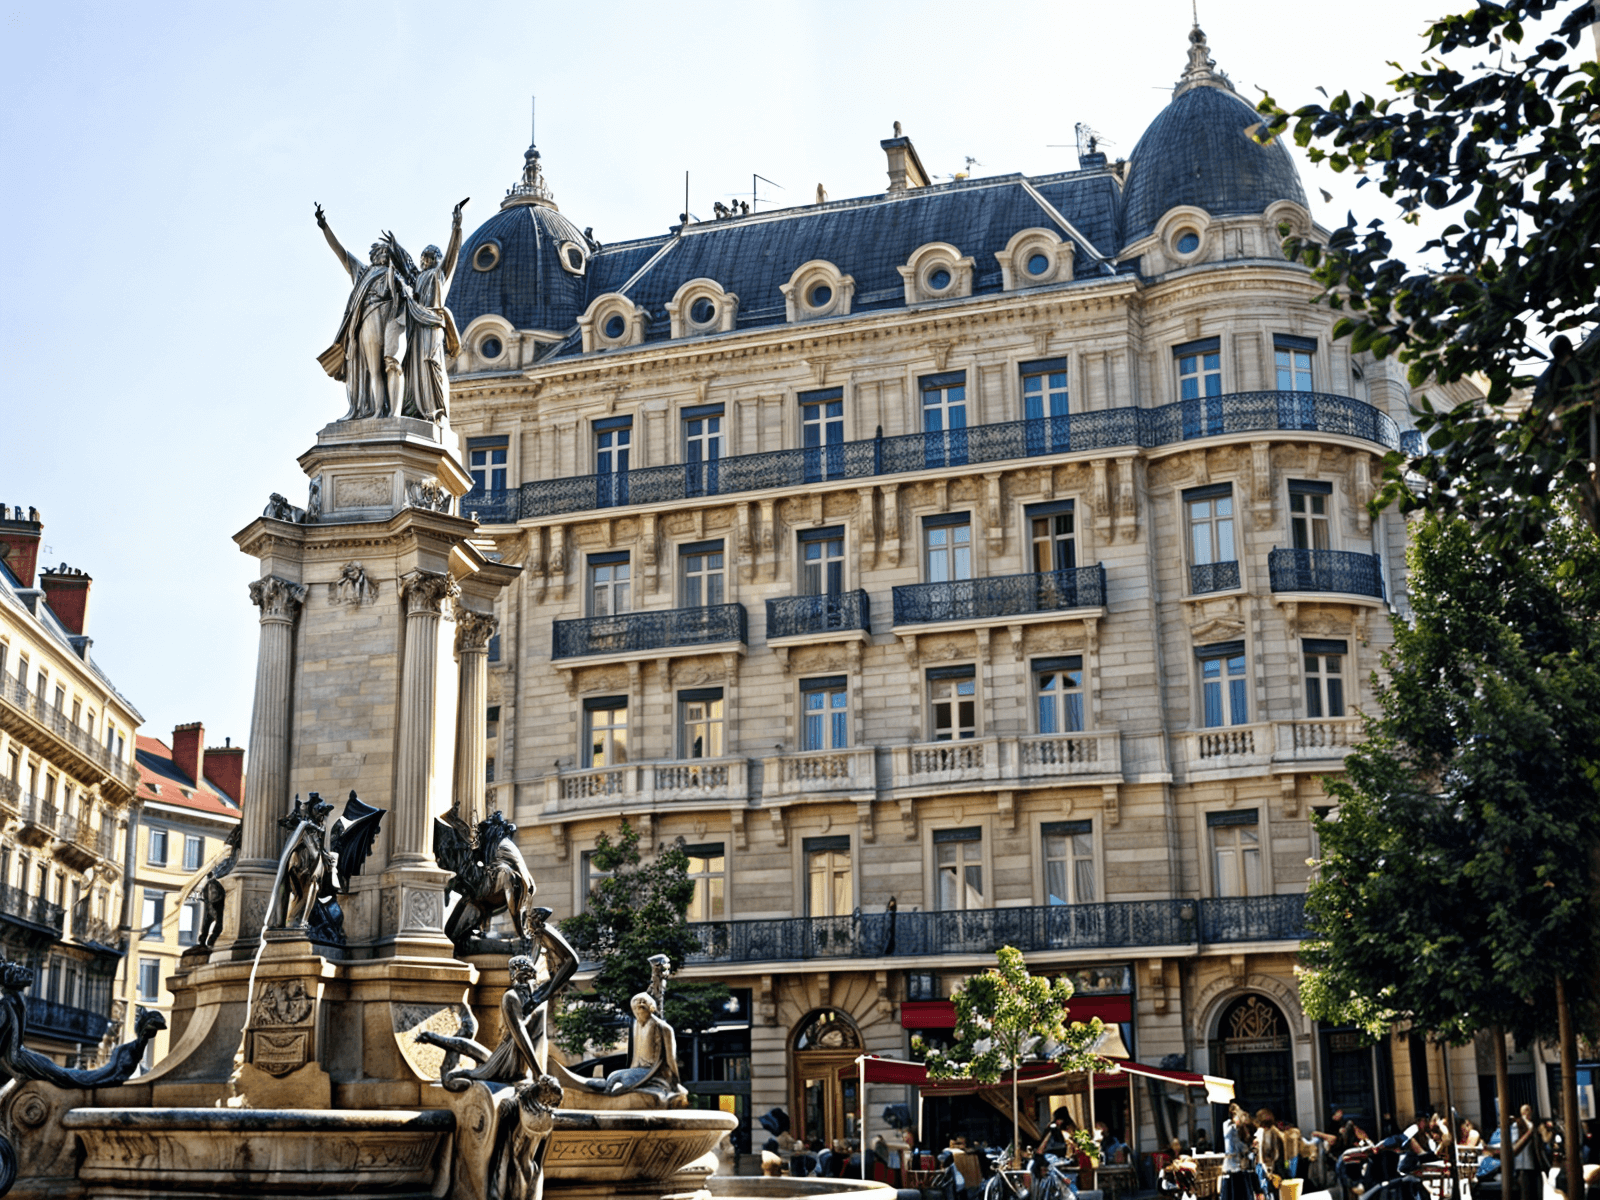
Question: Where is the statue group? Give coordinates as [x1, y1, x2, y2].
[315, 198, 469, 423]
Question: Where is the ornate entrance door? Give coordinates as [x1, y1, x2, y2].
[1213, 994, 1296, 1126]
[790, 1010, 863, 1151]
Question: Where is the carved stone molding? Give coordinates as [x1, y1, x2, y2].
[400, 569, 460, 616]
[454, 609, 499, 653]
[249, 576, 308, 623]
[327, 562, 378, 607]
[405, 477, 454, 514]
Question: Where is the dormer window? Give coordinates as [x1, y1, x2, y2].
[900, 242, 975, 304]
[1176, 230, 1201, 254]
[782, 261, 854, 323]
[604, 315, 625, 339]
[472, 241, 502, 272]
[996, 229, 1074, 291]
[558, 241, 588, 276]
[579, 293, 648, 352]
[665, 278, 739, 338]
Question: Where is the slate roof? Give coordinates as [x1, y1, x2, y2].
[1120, 81, 1308, 245]
[134, 735, 242, 818]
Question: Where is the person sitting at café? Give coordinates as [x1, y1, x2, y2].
[1097, 1121, 1129, 1165]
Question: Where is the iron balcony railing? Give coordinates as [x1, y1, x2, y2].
[463, 391, 1401, 523]
[25, 996, 110, 1043]
[766, 591, 871, 640]
[683, 895, 1309, 965]
[0, 672, 139, 789]
[1268, 548, 1385, 599]
[19, 794, 57, 834]
[0, 775, 19, 812]
[0, 884, 65, 935]
[1188, 560, 1241, 595]
[72, 911, 121, 948]
[892, 565, 1106, 626]
[552, 603, 747, 660]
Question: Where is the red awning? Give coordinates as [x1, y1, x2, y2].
[839, 1055, 1233, 1102]
[900, 995, 1133, 1030]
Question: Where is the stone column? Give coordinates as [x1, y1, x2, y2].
[241, 577, 307, 867]
[452, 609, 498, 825]
[392, 570, 459, 866]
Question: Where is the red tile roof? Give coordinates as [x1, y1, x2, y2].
[134, 735, 243, 818]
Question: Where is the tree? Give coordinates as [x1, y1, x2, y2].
[1298, 509, 1600, 1173]
[1256, 1, 1600, 553]
[554, 820, 728, 1059]
[922, 945, 1107, 1167]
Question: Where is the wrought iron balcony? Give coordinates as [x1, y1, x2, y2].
[489, 392, 1401, 522]
[0, 671, 139, 791]
[892, 566, 1106, 626]
[1188, 560, 1241, 595]
[72, 911, 121, 949]
[0, 775, 18, 813]
[1268, 548, 1385, 599]
[1198, 894, 1309, 943]
[0, 883, 65, 935]
[766, 591, 871, 640]
[682, 895, 1309, 966]
[551, 603, 747, 660]
[25, 996, 110, 1043]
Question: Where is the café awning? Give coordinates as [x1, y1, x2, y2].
[840, 1055, 1234, 1104]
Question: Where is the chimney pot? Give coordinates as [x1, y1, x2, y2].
[171, 722, 206, 791]
[0, 506, 44, 589]
[204, 742, 246, 804]
[40, 566, 93, 636]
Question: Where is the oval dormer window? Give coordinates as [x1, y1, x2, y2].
[690, 298, 716, 325]
[480, 336, 503, 361]
[1176, 230, 1201, 255]
[929, 268, 952, 291]
[559, 241, 587, 276]
[603, 314, 626, 340]
[1027, 253, 1050, 277]
[810, 284, 833, 308]
[473, 241, 502, 272]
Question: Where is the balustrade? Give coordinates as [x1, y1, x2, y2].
[893, 731, 1122, 790]
[763, 748, 877, 798]
[545, 757, 748, 811]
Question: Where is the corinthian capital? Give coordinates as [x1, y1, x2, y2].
[454, 608, 499, 654]
[248, 576, 309, 622]
[400, 569, 460, 616]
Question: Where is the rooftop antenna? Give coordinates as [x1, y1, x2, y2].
[531, 95, 536, 144]
[752, 173, 784, 210]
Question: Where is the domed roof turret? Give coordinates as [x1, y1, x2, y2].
[1120, 25, 1308, 246]
[449, 139, 593, 336]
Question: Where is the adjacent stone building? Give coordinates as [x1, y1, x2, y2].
[0, 505, 142, 1066]
[443, 26, 1484, 1155]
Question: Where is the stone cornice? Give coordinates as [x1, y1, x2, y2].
[234, 508, 479, 559]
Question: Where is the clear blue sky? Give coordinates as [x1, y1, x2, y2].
[0, 0, 1464, 759]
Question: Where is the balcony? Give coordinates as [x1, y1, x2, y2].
[762, 748, 877, 799]
[766, 591, 871, 643]
[17, 793, 58, 848]
[0, 883, 65, 937]
[0, 672, 139, 796]
[551, 603, 747, 662]
[1188, 560, 1241, 596]
[682, 896, 1309, 966]
[1268, 548, 1385, 601]
[891, 731, 1122, 794]
[1179, 717, 1364, 777]
[25, 996, 110, 1043]
[55, 813, 99, 872]
[72, 911, 122, 950]
[0, 775, 19, 815]
[892, 566, 1106, 629]
[542, 757, 749, 816]
[469, 391, 1401, 524]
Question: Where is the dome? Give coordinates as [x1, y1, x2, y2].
[448, 144, 593, 335]
[1120, 27, 1308, 246]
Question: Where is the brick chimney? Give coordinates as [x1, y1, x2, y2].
[881, 122, 930, 193]
[171, 722, 205, 788]
[0, 506, 43, 589]
[39, 565, 92, 636]
[205, 738, 245, 804]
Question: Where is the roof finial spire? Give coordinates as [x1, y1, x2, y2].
[503, 96, 559, 210]
[1174, 11, 1233, 96]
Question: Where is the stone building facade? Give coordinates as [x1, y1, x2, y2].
[443, 27, 1482, 1156]
[0, 505, 142, 1066]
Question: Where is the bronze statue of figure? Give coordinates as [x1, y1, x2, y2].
[196, 825, 241, 948]
[434, 807, 537, 950]
[489, 1074, 563, 1200]
[575, 954, 686, 1106]
[266, 791, 385, 940]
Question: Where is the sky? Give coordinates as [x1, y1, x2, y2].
[0, 0, 1477, 760]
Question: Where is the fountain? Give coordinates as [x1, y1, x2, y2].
[0, 199, 895, 1200]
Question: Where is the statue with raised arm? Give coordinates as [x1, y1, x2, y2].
[384, 198, 468, 423]
[314, 202, 414, 420]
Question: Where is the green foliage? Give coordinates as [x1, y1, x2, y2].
[554, 820, 728, 1057]
[1299, 510, 1600, 1046]
[923, 946, 1108, 1158]
[1256, 1, 1599, 551]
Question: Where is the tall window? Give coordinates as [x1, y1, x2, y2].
[683, 843, 726, 922]
[468, 437, 509, 492]
[1197, 642, 1250, 727]
[799, 527, 845, 597]
[141, 889, 165, 940]
[800, 676, 849, 751]
[147, 828, 169, 867]
[583, 697, 629, 768]
[1303, 639, 1348, 719]
[805, 836, 852, 917]
[683, 405, 723, 497]
[595, 417, 631, 506]
[935, 827, 985, 910]
[137, 958, 161, 1002]
[1021, 358, 1070, 454]
[679, 541, 725, 608]
[800, 388, 845, 482]
[183, 835, 204, 872]
[1275, 337, 1315, 391]
[1209, 809, 1262, 897]
[1034, 657, 1084, 734]
[1288, 481, 1332, 550]
[580, 849, 613, 912]
[1185, 484, 1236, 564]
[921, 372, 968, 467]
[1175, 337, 1223, 438]
[1043, 820, 1095, 905]
[678, 689, 725, 759]
[587, 552, 631, 616]
[1026, 501, 1076, 573]
[923, 515, 972, 583]
[928, 667, 977, 741]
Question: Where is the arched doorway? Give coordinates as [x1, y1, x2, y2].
[1212, 994, 1296, 1127]
[790, 1009, 862, 1151]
